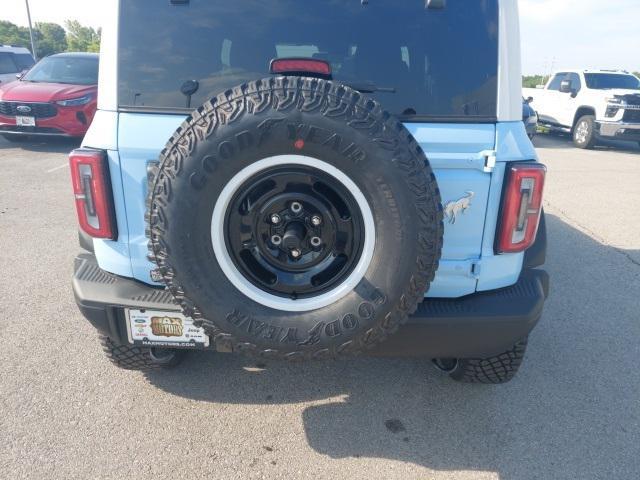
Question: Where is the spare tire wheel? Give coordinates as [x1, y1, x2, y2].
[147, 77, 443, 359]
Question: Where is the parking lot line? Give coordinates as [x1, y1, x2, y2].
[46, 163, 68, 173]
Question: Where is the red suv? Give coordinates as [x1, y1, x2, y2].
[0, 52, 98, 141]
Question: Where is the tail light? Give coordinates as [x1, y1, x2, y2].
[69, 149, 117, 239]
[269, 58, 332, 77]
[496, 162, 546, 254]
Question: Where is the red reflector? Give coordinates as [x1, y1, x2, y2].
[69, 149, 117, 239]
[496, 163, 546, 254]
[270, 58, 332, 77]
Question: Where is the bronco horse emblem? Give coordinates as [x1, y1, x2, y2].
[443, 191, 475, 224]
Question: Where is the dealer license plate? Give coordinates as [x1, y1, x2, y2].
[126, 309, 209, 349]
[16, 116, 36, 127]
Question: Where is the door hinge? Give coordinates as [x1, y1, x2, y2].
[471, 260, 482, 279]
[481, 150, 497, 172]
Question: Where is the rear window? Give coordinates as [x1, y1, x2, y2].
[0, 53, 18, 74]
[13, 53, 35, 70]
[118, 0, 498, 121]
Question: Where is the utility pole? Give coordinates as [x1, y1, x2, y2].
[25, 0, 37, 60]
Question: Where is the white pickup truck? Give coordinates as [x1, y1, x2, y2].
[524, 70, 640, 149]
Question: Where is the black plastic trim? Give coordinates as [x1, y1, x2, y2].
[0, 127, 70, 136]
[78, 230, 94, 252]
[368, 268, 549, 358]
[73, 253, 548, 358]
[116, 106, 497, 124]
[523, 210, 547, 269]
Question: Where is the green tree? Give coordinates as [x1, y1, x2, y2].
[523, 75, 549, 88]
[0, 21, 32, 49]
[64, 20, 100, 53]
[34, 22, 67, 57]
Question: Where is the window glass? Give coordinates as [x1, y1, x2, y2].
[221, 39, 232, 68]
[547, 73, 567, 91]
[13, 53, 35, 70]
[118, 0, 499, 120]
[584, 73, 640, 90]
[23, 56, 98, 85]
[0, 53, 18, 74]
[567, 73, 581, 92]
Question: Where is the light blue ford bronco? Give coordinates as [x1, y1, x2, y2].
[70, 0, 548, 383]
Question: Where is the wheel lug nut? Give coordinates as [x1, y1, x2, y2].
[310, 236, 322, 248]
[311, 215, 322, 226]
[270, 214, 281, 225]
[290, 202, 303, 214]
[271, 235, 282, 246]
[290, 248, 302, 259]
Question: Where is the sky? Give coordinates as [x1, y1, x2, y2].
[3, 0, 639, 75]
[519, 0, 640, 75]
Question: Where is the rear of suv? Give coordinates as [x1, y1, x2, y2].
[0, 45, 35, 85]
[71, 0, 548, 384]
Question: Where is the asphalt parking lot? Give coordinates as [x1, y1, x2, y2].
[0, 133, 638, 480]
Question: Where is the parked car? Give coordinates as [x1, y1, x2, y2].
[0, 45, 35, 85]
[523, 96, 538, 139]
[71, 0, 548, 384]
[524, 70, 640, 149]
[0, 52, 98, 141]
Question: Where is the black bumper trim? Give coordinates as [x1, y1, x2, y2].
[0, 127, 71, 136]
[73, 254, 549, 358]
[368, 268, 548, 357]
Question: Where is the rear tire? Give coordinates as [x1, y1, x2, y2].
[100, 336, 187, 371]
[572, 115, 596, 149]
[433, 338, 528, 384]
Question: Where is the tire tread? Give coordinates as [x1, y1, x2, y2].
[100, 335, 184, 371]
[146, 77, 444, 360]
[449, 339, 528, 384]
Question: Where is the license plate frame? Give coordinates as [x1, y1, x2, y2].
[125, 309, 210, 349]
[16, 116, 36, 127]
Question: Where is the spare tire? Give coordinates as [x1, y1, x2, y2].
[147, 77, 443, 359]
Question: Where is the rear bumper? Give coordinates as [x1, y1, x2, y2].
[73, 253, 549, 358]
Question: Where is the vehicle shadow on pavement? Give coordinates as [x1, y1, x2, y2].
[533, 131, 640, 154]
[0, 136, 80, 153]
[145, 214, 639, 479]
